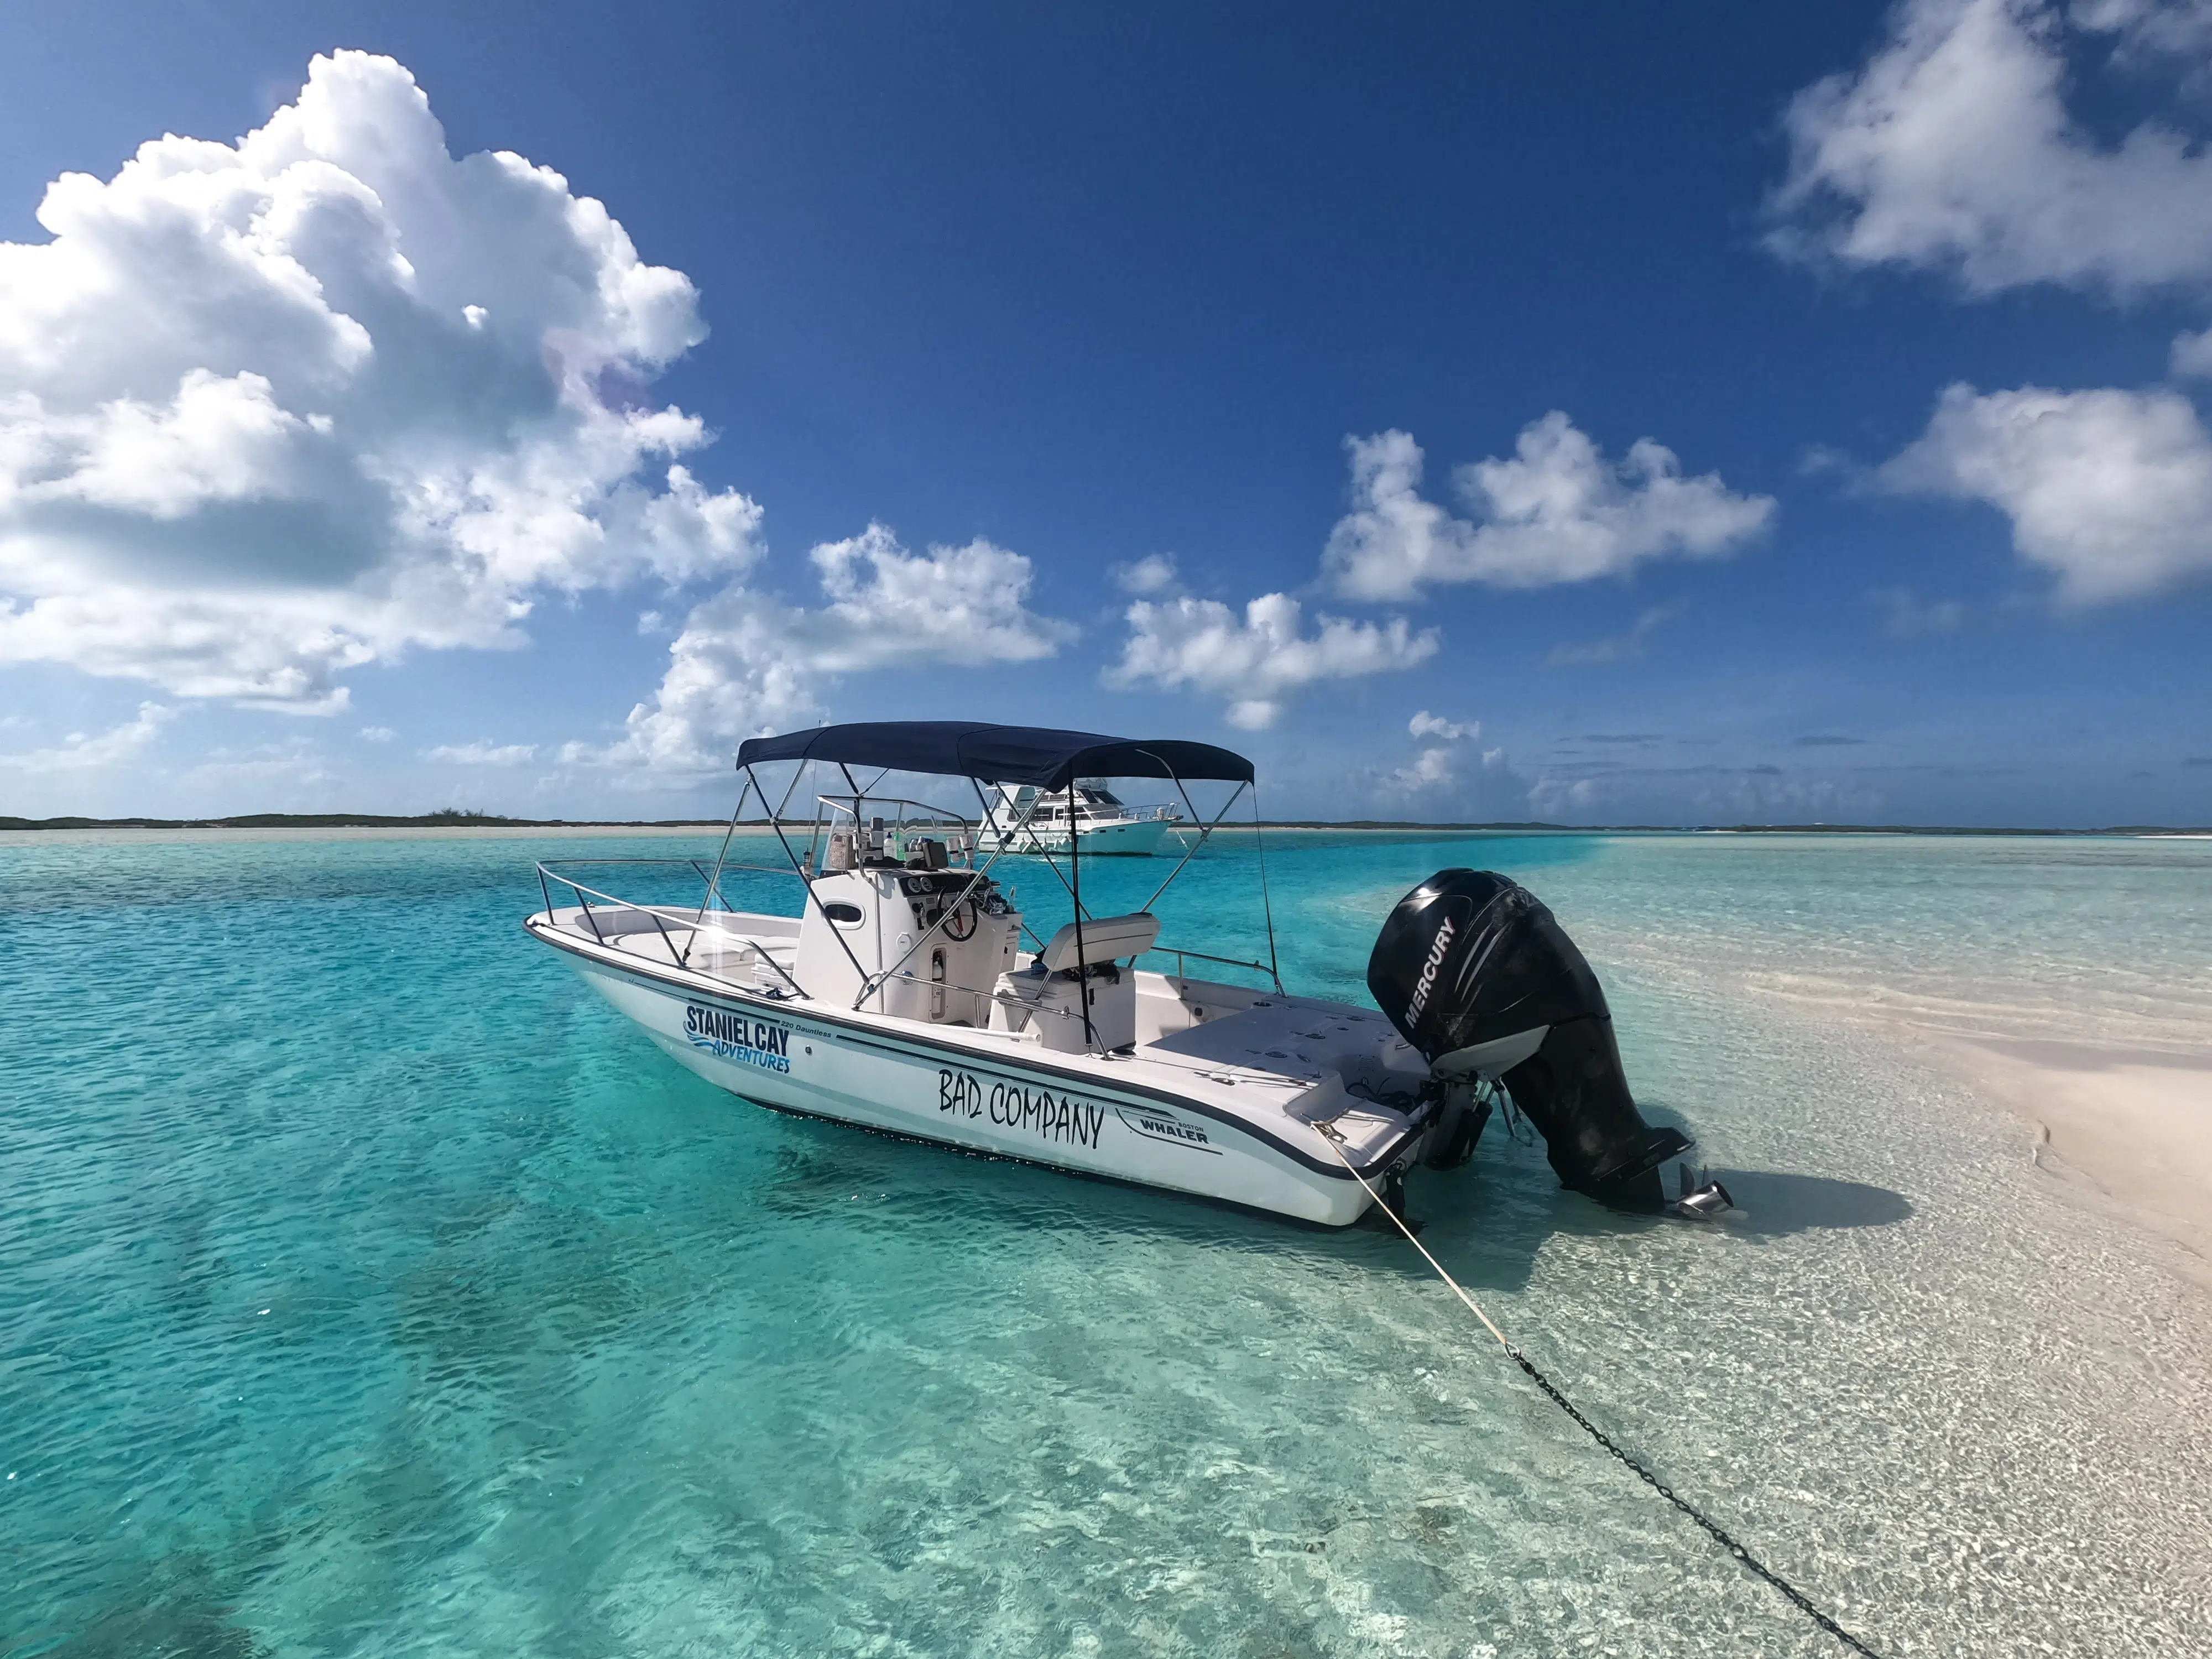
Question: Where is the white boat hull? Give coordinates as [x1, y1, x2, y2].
[979, 816, 1176, 858]
[535, 921, 1420, 1227]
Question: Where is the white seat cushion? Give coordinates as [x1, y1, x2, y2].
[1036, 912, 1160, 972]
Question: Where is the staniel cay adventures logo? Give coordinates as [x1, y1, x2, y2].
[685, 1004, 793, 1072]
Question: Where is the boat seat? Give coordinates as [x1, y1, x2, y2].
[993, 912, 1156, 1051]
[1036, 912, 1159, 973]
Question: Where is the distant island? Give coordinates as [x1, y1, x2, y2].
[3, 811, 2205, 835]
[0, 809, 725, 831]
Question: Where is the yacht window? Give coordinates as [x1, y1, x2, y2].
[822, 901, 865, 926]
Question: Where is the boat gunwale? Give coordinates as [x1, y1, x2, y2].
[524, 914, 1427, 1182]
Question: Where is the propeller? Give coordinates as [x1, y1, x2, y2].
[1672, 1161, 1735, 1220]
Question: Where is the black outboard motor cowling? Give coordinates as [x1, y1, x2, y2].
[1368, 870, 1690, 1210]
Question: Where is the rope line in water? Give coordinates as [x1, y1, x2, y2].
[1315, 1127, 1887, 1659]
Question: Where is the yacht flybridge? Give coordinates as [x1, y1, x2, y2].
[524, 722, 1731, 1227]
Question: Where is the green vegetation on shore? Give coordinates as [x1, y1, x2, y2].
[0, 809, 725, 831]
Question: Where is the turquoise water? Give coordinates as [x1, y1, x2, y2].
[3, 830, 2210, 1657]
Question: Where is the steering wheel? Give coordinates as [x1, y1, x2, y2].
[942, 895, 979, 941]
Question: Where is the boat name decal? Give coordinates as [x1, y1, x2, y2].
[1115, 1104, 1219, 1154]
[938, 1068, 1104, 1150]
[1408, 915, 1457, 1021]
[686, 1004, 793, 1072]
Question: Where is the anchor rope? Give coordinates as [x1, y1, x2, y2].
[1314, 1126, 1886, 1658]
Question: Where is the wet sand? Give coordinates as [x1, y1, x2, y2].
[1926, 1035, 2212, 1270]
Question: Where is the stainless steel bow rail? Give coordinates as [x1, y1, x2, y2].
[532, 855, 1284, 1045]
[1314, 1125, 1889, 1658]
[535, 859, 809, 997]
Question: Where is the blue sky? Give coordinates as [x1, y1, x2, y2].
[2, 0, 2209, 826]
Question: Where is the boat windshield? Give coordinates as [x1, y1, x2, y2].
[538, 722, 1285, 1035]
[688, 723, 1287, 1003]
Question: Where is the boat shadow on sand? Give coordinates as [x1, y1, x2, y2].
[1692, 1170, 1916, 1238]
[754, 1110, 1914, 1300]
[1391, 1101, 1917, 1287]
[1628, 1097, 1919, 1239]
[1355, 1164, 1917, 1298]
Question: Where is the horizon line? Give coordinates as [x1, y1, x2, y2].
[6, 813, 2208, 837]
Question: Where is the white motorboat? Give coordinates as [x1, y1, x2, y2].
[524, 722, 1730, 1227]
[975, 780, 1180, 857]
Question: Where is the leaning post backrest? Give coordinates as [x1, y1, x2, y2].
[1037, 912, 1160, 973]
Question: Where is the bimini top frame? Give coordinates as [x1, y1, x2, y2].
[735, 721, 1253, 793]
[714, 721, 1282, 1041]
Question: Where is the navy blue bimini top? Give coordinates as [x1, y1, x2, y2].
[734, 722, 1253, 791]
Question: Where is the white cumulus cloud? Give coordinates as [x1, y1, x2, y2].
[571, 524, 1074, 773]
[1389, 710, 1490, 791]
[1408, 709, 1477, 742]
[2171, 327, 2212, 378]
[1113, 553, 1179, 595]
[1878, 381, 2212, 602]
[2073, 0, 2212, 59]
[0, 50, 760, 712]
[0, 701, 174, 772]
[1527, 774, 1605, 820]
[1322, 421, 1772, 602]
[425, 740, 536, 766]
[1107, 592, 1437, 730]
[188, 736, 335, 792]
[801, 526, 1074, 671]
[1391, 747, 1458, 790]
[1768, 0, 2212, 299]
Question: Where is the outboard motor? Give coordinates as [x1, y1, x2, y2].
[1369, 870, 1722, 1214]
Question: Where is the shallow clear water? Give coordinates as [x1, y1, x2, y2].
[3, 830, 2209, 1657]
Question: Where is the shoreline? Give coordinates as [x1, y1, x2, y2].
[4, 819, 2208, 841]
[0, 823, 731, 845]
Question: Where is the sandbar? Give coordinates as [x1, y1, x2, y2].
[1926, 1034, 2212, 1266]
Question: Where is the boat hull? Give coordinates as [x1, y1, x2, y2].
[557, 944, 1390, 1226]
[979, 816, 1175, 857]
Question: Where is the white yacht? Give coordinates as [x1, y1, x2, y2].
[524, 722, 1729, 1227]
[976, 780, 1180, 857]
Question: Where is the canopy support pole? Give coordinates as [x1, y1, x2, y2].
[763, 761, 808, 868]
[1006, 784, 1094, 922]
[1069, 778, 1097, 1052]
[1137, 775, 1246, 917]
[693, 771, 755, 945]
[851, 780, 1042, 1008]
[967, 777, 1056, 952]
[758, 759, 869, 1001]
[1251, 781, 1284, 995]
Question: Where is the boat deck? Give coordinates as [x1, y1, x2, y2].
[529, 903, 1428, 1168]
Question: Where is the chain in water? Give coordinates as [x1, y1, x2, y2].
[1500, 1343, 1884, 1656]
[1316, 1126, 1887, 1658]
